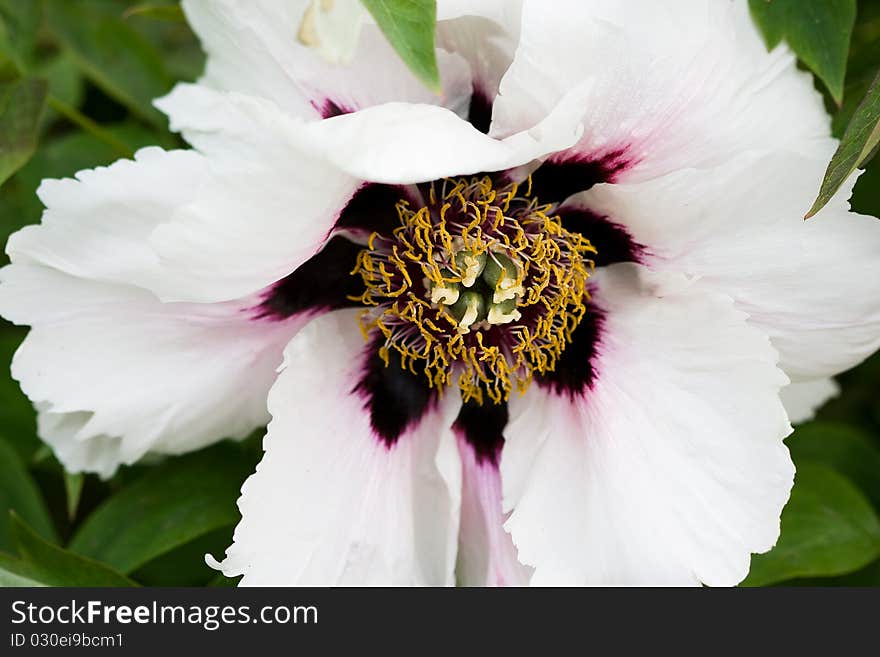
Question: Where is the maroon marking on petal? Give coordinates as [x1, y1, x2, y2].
[556, 207, 646, 267]
[335, 183, 421, 237]
[314, 99, 353, 118]
[467, 88, 493, 135]
[530, 149, 632, 204]
[255, 236, 364, 321]
[535, 302, 605, 399]
[354, 333, 437, 447]
[453, 397, 508, 467]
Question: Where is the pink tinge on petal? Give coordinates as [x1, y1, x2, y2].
[214, 309, 462, 585]
[502, 266, 794, 585]
[456, 435, 531, 587]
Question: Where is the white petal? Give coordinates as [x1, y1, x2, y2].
[159, 81, 585, 188]
[304, 95, 586, 184]
[493, 0, 833, 180]
[780, 378, 839, 425]
[36, 409, 127, 480]
[180, 0, 472, 119]
[502, 265, 794, 586]
[0, 264, 296, 477]
[8, 126, 355, 307]
[153, 85, 362, 303]
[582, 151, 880, 381]
[436, 0, 523, 105]
[5, 148, 208, 295]
[0, 146, 313, 475]
[455, 436, 531, 587]
[217, 309, 462, 586]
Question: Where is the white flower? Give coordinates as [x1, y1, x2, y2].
[2, 0, 880, 586]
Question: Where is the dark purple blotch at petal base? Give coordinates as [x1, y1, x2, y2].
[315, 99, 352, 118]
[256, 236, 364, 320]
[529, 149, 631, 204]
[535, 304, 605, 399]
[453, 396, 508, 467]
[335, 183, 420, 237]
[354, 333, 436, 447]
[557, 207, 645, 267]
[467, 89, 493, 135]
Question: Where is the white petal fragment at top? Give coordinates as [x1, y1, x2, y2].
[297, 0, 367, 65]
[2, 0, 879, 586]
[179, 0, 478, 119]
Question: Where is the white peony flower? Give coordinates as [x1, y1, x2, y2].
[2, 0, 880, 586]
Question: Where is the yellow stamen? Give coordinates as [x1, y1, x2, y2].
[352, 176, 596, 404]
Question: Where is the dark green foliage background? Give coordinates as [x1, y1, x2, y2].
[0, 0, 879, 586]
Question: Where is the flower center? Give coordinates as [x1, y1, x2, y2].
[352, 176, 596, 404]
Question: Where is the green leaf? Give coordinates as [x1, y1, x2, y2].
[788, 422, 880, 509]
[0, 326, 39, 458]
[851, 154, 880, 218]
[63, 472, 84, 522]
[43, 0, 172, 127]
[361, 0, 440, 93]
[0, 77, 48, 185]
[806, 70, 880, 218]
[69, 443, 257, 574]
[36, 52, 85, 130]
[782, 557, 880, 586]
[0, 567, 46, 586]
[0, 0, 42, 72]
[123, 4, 186, 22]
[748, 0, 856, 103]
[0, 553, 48, 587]
[47, 95, 136, 159]
[743, 462, 880, 586]
[0, 436, 56, 551]
[132, 527, 235, 586]
[10, 513, 137, 586]
[208, 573, 241, 587]
[831, 6, 880, 137]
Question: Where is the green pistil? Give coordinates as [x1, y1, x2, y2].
[483, 252, 522, 303]
[450, 290, 487, 332]
[432, 251, 525, 331]
[482, 252, 518, 288]
[454, 251, 488, 287]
